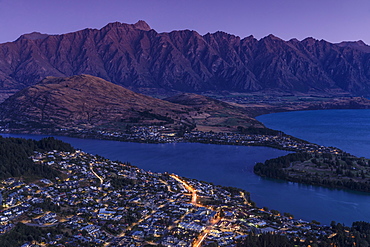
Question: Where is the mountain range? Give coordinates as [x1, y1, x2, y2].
[0, 21, 370, 99]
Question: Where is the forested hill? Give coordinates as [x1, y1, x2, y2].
[254, 152, 370, 192]
[0, 136, 74, 179]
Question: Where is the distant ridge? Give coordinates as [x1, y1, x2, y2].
[0, 21, 370, 98]
[336, 40, 370, 53]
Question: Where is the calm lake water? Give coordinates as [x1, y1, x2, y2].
[3, 119, 370, 226]
[257, 109, 370, 158]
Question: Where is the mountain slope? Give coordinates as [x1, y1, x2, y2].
[165, 93, 263, 132]
[0, 21, 370, 97]
[0, 75, 195, 131]
[0, 75, 262, 133]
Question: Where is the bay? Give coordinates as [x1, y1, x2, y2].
[257, 109, 370, 158]
[2, 133, 370, 225]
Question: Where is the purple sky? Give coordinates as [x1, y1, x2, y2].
[0, 0, 369, 44]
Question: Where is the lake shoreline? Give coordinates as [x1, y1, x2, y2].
[2, 132, 370, 225]
[2, 112, 367, 194]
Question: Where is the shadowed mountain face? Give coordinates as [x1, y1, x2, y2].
[0, 21, 370, 97]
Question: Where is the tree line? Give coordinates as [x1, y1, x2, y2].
[235, 221, 370, 246]
[0, 136, 75, 180]
[254, 152, 370, 193]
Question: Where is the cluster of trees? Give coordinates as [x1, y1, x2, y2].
[324, 221, 370, 246]
[110, 176, 137, 189]
[311, 154, 369, 176]
[234, 221, 370, 246]
[138, 110, 175, 124]
[286, 175, 370, 192]
[3, 221, 370, 247]
[0, 223, 63, 247]
[236, 233, 296, 246]
[33, 137, 75, 152]
[237, 126, 283, 136]
[33, 198, 61, 213]
[254, 152, 312, 179]
[0, 136, 74, 180]
[254, 152, 370, 192]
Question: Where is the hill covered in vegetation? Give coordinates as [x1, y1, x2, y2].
[254, 152, 370, 192]
[0, 136, 74, 179]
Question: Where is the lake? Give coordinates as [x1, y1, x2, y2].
[257, 109, 370, 158]
[2, 130, 370, 226]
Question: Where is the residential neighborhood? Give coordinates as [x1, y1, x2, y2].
[0, 149, 339, 246]
[23, 125, 345, 155]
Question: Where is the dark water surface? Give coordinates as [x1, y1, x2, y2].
[2, 131, 370, 226]
[257, 109, 370, 158]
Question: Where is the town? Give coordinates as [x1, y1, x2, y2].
[15, 124, 344, 155]
[0, 149, 340, 246]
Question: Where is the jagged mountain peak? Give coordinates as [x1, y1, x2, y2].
[262, 34, 283, 41]
[289, 38, 299, 42]
[17, 32, 49, 41]
[102, 20, 151, 32]
[0, 21, 370, 98]
[337, 40, 370, 53]
[133, 20, 151, 31]
[302, 37, 318, 43]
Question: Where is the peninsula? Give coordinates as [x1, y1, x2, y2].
[1, 74, 370, 193]
[0, 136, 368, 246]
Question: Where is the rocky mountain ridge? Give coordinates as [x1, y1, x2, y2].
[0, 21, 370, 99]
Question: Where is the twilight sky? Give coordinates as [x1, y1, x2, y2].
[0, 0, 369, 44]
